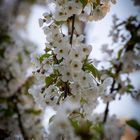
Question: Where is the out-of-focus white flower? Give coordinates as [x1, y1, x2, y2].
[104, 115, 124, 140]
[80, 44, 92, 57]
[42, 26, 49, 35]
[88, 3, 110, 21]
[48, 111, 80, 140]
[65, 1, 82, 17]
[53, 7, 68, 21]
[47, 99, 80, 139]
[84, 3, 92, 15]
[38, 18, 44, 27]
[92, 113, 104, 123]
[79, 11, 89, 22]
[43, 12, 52, 24]
[111, 0, 117, 4]
[28, 85, 46, 109]
[103, 77, 113, 87]
[72, 34, 85, 45]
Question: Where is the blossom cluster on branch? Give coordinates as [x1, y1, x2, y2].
[28, 0, 128, 140]
[100, 15, 140, 99]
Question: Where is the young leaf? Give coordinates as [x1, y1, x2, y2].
[93, 123, 104, 138]
[39, 53, 51, 63]
[117, 48, 123, 59]
[84, 63, 101, 83]
[0, 48, 5, 58]
[79, 0, 87, 6]
[17, 53, 23, 64]
[0, 108, 15, 117]
[125, 84, 134, 93]
[25, 108, 42, 115]
[0, 34, 11, 45]
[126, 119, 140, 131]
[70, 119, 79, 129]
[45, 76, 54, 88]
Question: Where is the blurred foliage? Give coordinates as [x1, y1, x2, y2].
[126, 119, 140, 132]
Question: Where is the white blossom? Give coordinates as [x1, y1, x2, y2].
[70, 60, 83, 73]
[28, 85, 46, 109]
[44, 85, 59, 105]
[88, 4, 110, 21]
[79, 71, 94, 88]
[54, 45, 69, 60]
[38, 18, 44, 27]
[104, 115, 124, 140]
[69, 47, 84, 61]
[58, 66, 72, 82]
[70, 82, 81, 95]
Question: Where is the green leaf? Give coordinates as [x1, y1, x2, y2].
[79, 0, 87, 6]
[70, 119, 79, 129]
[55, 21, 64, 25]
[96, 0, 100, 5]
[0, 108, 15, 117]
[45, 76, 54, 88]
[17, 53, 23, 64]
[0, 34, 11, 45]
[107, 70, 116, 78]
[80, 97, 87, 104]
[84, 63, 101, 83]
[117, 48, 123, 59]
[0, 48, 5, 58]
[24, 48, 30, 56]
[93, 123, 104, 137]
[126, 119, 140, 131]
[45, 47, 51, 53]
[127, 84, 134, 89]
[39, 53, 51, 63]
[125, 84, 134, 93]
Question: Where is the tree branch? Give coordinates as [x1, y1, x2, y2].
[103, 79, 116, 123]
[70, 14, 75, 45]
[103, 62, 122, 123]
[13, 99, 29, 140]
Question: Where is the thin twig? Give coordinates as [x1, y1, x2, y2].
[103, 79, 116, 123]
[70, 14, 75, 45]
[103, 62, 122, 123]
[103, 102, 109, 123]
[13, 99, 29, 140]
[0, 77, 33, 139]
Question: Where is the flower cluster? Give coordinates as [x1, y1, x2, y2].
[29, 13, 114, 113]
[100, 16, 140, 98]
[0, 2, 46, 139]
[38, 0, 115, 23]
[29, 0, 125, 140]
[0, 26, 32, 97]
